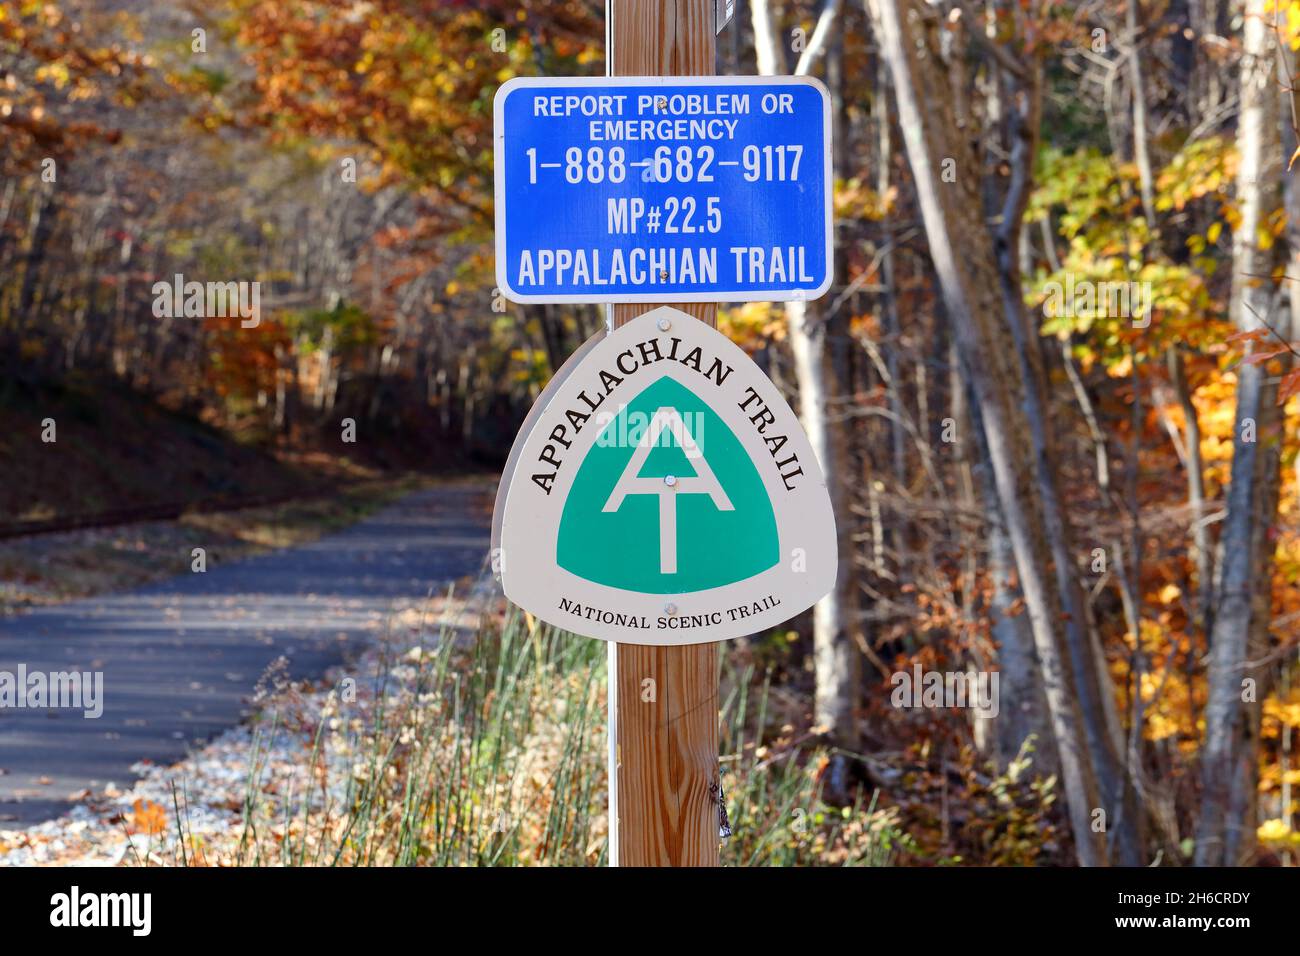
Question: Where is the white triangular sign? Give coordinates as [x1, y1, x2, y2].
[493, 307, 836, 645]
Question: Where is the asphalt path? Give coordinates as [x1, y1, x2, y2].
[0, 481, 491, 823]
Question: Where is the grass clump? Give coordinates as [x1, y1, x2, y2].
[162, 596, 912, 867]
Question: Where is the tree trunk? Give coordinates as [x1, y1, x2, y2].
[964, 366, 1059, 778]
[1196, 0, 1288, 865]
[751, 0, 862, 761]
[866, 0, 1141, 865]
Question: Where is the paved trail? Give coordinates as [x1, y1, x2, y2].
[0, 482, 491, 823]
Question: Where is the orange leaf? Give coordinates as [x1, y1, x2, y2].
[129, 798, 168, 836]
[1280, 369, 1300, 404]
[1243, 349, 1291, 365]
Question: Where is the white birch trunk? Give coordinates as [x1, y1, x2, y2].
[1196, 0, 1287, 864]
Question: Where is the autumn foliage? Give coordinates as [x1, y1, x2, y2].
[1, 0, 1299, 866]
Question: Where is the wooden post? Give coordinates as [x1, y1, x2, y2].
[607, 0, 721, 867]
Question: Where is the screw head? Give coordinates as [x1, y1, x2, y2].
[664, 474, 677, 487]
[665, 602, 678, 616]
[657, 317, 671, 331]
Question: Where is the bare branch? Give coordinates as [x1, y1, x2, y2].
[795, 0, 843, 76]
[948, 0, 1026, 80]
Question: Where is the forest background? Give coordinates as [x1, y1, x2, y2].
[2, 0, 1299, 866]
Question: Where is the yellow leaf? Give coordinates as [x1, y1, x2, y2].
[1258, 818, 1293, 844]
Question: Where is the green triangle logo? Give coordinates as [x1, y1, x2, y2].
[557, 375, 779, 593]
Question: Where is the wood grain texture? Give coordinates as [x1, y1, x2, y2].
[614, 642, 720, 866]
[608, 0, 720, 867]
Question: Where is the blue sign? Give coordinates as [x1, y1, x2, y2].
[493, 77, 833, 304]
